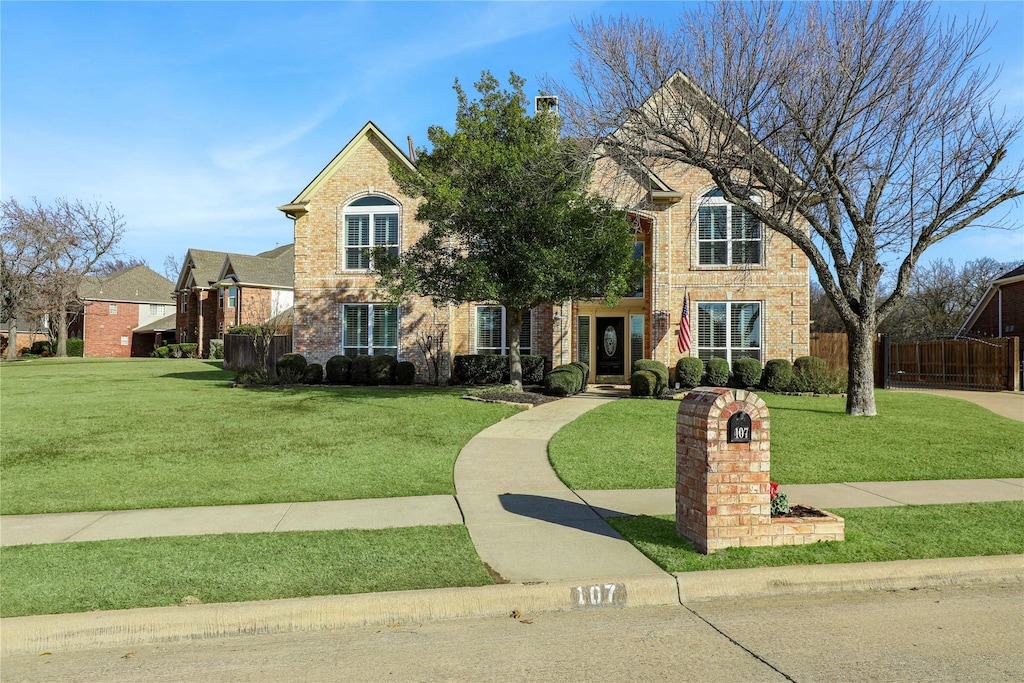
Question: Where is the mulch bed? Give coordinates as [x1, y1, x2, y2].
[462, 387, 558, 406]
[773, 505, 831, 519]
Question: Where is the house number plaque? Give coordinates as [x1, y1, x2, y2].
[727, 411, 752, 443]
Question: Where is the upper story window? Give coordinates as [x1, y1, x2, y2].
[628, 240, 644, 297]
[109, 304, 118, 315]
[697, 189, 762, 266]
[149, 304, 167, 317]
[342, 195, 399, 270]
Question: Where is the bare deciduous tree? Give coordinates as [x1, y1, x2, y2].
[553, 0, 1022, 415]
[96, 256, 148, 275]
[1, 199, 49, 360]
[163, 252, 182, 282]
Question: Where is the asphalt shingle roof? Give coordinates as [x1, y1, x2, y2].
[79, 266, 175, 304]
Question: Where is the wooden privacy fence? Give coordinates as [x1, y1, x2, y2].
[223, 334, 293, 375]
[809, 333, 849, 372]
[884, 337, 1020, 392]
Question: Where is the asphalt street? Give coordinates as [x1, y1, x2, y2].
[3, 583, 1020, 682]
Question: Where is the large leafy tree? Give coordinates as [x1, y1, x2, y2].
[554, 0, 1022, 415]
[376, 71, 643, 390]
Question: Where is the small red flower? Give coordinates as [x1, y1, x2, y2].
[770, 481, 779, 499]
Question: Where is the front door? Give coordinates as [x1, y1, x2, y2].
[595, 317, 625, 376]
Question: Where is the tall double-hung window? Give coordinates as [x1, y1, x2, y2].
[697, 189, 762, 266]
[697, 302, 761, 364]
[475, 306, 532, 355]
[342, 304, 398, 357]
[342, 196, 399, 270]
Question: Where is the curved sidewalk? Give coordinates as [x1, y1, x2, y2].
[453, 393, 669, 583]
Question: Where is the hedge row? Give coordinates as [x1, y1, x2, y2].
[668, 355, 846, 394]
[321, 354, 416, 386]
[452, 354, 546, 385]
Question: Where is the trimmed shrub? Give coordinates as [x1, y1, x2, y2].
[731, 357, 762, 389]
[178, 343, 198, 358]
[276, 353, 308, 384]
[570, 361, 590, 392]
[208, 339, 224, 360]
[350, 354, 372, 385]
[632, 359, 669, 394]
[396, 361, 416, 385]
[153, 345, 170, 358]
[521, 355, 546, 385]
[369, 354, 398, 385]
[675, 357, 704, 389]
[303, 363, 324, 385]
[631, 369, 658, 396]
[704, 357, 730, 387]
[30, 341, 51, 355]
[235, 365, 268, 386]
[761, 358, 793, 393]
[65, 338, 84, 357]
[325, 355, 352, 384]
[544, 364, 583, 396]
[792, 356, 829, 393]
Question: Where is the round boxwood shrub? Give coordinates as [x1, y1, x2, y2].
[731, 357, 762, 389]
[325, 355, 352, 384]
[704, 357, 730, 387]
[632, 359, 669, 394]
[544, 364, 583, 396]
[630, 369, 658, 396]
[153, 345, 170, 358]
[65, 338, 85, 357]
[570, 361, 590, 392]
[521, 354, 546, 385]
[675, 357, 703, 389]
[276, 353, 308, 384]
[303, 363, 324, 385]
[396, 360, 416, 385]
[792, 355, 829, 393]
[368, 354, 398, 385]
[350, 354, 373, 385]
[761, 358, 793, 393]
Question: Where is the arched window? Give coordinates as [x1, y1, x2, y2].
[341, 195, 399, 270]
[696, 189, 762, 266]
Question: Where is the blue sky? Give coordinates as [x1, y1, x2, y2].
[2, 1, 1022, 277]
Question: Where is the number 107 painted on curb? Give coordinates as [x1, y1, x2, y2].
[571, 583, 626, 607]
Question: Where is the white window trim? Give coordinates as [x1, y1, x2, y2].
[340, 197, 400, 272]
[109, 304, 118, 314]
[474, 306, 532, 356]
[341, 303, 400, 357]
[694, 192, 765, 268]
[696, 301, 762, 365]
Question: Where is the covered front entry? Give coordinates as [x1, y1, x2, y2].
[595, 317, 625, 376]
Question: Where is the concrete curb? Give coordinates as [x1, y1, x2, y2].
[675, 554, 1024, 602]
[2, 556, 1021, 656]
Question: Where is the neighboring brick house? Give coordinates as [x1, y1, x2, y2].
[280, 109, 810, 383]
[173, 245, 294, 357]
[959, 264, 1024, 339]
[71, 265, 176, 357]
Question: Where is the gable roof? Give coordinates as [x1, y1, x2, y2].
[958, 261, 1024, 337]
[79, 265, 175, 304]
[277, 121, 416, 218]
[134, 312, 177, 333]
[176, 245, 294, 292]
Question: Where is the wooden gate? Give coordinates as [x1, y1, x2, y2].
[883, 337, 1020, 391]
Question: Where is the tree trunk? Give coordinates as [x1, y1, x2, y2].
[6, 318, 18, 360]
[845, 323, 878, 416]
[55, 307, 69, 358]
[507, 306, 524, 392]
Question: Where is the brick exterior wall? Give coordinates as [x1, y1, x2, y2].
[175, 289, 218, 356]
[83, 300, 141, 358]
[970, 280, 1024, 338]
[289, 124, 810, 382]
[676, 388, 843, 553]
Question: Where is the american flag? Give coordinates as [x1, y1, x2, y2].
[678, 294, 692, 354]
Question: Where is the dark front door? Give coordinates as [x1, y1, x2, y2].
[595, 317, 625, 376]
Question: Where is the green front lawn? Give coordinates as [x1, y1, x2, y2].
[0, 525, 492, 618]
[0, 359, 518, 514]
[609, 501, 1024, 572]
[549, 391, 1023, 490]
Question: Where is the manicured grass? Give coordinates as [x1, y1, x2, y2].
[0, 359, 518, 514]
[608, 501, 1024, 573]
[549, 391, 1023, 490]
[0, 525, 493, 618]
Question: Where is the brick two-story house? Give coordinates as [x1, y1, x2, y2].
[280, 105, 810, 383]
[173, 245, 294, 357]
[72, 265, 176, 357]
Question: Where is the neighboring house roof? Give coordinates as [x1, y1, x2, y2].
[134, 312, 177, 333]
[177, 245, 294, 292]
[80, 265, 175, 304]
[957, 262, 1024, 337]
[277, 121, 416, 218]
[216, 245, 294, 289]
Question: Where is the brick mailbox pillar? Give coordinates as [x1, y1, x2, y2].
[676, 387, 844, 554]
